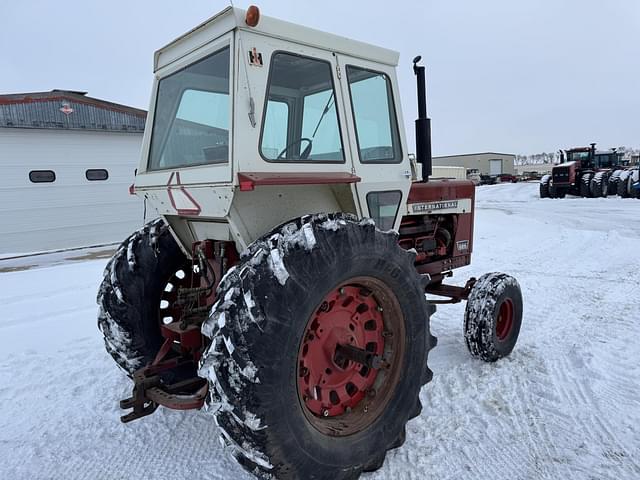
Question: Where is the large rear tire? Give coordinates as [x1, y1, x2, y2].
[580, 173, 593, 197]
[199, 213, 435, 480]
[608, 171, 621, 195]
[617, 171, 631, 198]
[97, 218, 195, 381]
[464, 273, 523, 362]
[590, 172, 607, 198]
[631, 170, 640, 199]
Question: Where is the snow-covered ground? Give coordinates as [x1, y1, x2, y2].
[1, 183, 638, 480]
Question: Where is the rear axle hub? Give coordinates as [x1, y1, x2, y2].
[298, 285, 385, 418]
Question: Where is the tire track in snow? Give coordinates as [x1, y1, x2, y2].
[536, 279, 640, 478]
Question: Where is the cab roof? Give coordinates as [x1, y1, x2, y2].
[154, 6, 400, 73]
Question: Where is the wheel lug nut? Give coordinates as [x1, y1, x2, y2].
[322, 409, 330, 417]
[376, 306, 383, 312]
[339, 288, 345, 295]
[345, 406, 352, 413]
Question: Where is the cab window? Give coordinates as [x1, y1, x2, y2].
[367, 191, 402, 230]
[260, 52, 344, 162]
[346, 65, 402, 163]
[148, 46, 230, 171]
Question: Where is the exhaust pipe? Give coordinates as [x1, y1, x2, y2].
[413, 56, 432, 182]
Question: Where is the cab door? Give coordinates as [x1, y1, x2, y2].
[335, 54, 412, 231]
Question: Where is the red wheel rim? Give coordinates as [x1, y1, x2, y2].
[297, 277, 405, 436]
[495, 298, 514, 341]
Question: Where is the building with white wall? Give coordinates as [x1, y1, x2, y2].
[514, 163, 554, 176]
[433, 152, 516, 176]
[0, 90, 146, 255]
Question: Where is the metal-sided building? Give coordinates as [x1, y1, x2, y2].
[0, 90, 146, 255]
[433, 152, 516, 176]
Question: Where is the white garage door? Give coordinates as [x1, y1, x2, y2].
[489, 159, 503, 175]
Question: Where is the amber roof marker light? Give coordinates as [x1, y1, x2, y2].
[245, 5, 260, 27]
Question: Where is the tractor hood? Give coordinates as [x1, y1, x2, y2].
[555, 161, 576, 168]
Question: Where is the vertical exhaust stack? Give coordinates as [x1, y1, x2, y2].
[413, 56, 432, 182]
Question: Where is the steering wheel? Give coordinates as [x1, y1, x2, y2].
[277, 138, 313, 160]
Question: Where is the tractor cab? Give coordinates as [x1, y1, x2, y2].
[563, 144, 622, 171]
[134, 6, 415, 252]
[564, 146, 594, 169]
[593, 150, 623, 169]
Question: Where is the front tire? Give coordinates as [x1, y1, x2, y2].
[464, 273, 523, 362]
[199, 213, 435, 480]
[539, 175, 550, 198]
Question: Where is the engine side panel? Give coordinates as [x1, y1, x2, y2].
[401, 180, 475, 277]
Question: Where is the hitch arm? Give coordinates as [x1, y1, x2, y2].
[425, 277, 477, 304]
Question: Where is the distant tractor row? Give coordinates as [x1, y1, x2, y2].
[540, 143, 639, 199]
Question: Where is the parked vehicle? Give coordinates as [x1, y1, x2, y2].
[98, 6, 523, 479]
[480, 174, 497, 185]
[466, 168, 481, 185]
[540, 143, 625, 198]
[520, 171, 543, 181]
[497, 173, 518, 183]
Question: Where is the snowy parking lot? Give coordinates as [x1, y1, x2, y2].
[1, 182, 638, 480]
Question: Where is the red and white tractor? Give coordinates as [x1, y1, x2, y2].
[98, 6, 523, 479]
[540, 143, 626, 198]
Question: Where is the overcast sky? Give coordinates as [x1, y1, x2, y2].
[1, 0, 638, 155]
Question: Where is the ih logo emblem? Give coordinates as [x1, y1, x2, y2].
[59, 102, 74, 115]
[248, 48, 263, 67]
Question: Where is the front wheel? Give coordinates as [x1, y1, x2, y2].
[199, 213, 435, 480]
[464, 273, 523, 362]
[539, 175, 550, 198]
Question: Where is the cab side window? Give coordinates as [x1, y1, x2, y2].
[346, 65, 402, 164]
[260, 52, 344, 162]
[148, 47, 231, 171]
